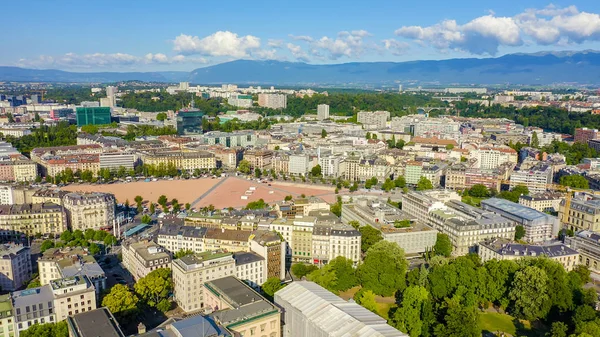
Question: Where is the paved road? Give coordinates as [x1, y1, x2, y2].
[190, 177, 230, 208]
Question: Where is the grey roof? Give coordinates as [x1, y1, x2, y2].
[67, 307, 125, 337]
[158, 224, 207, 238]
[481, 198, 552, 221]
[233, 252, 264, 266]
[481, 239, 579, 258]
[62, 261, 105, 280]
[171, 315, 230, 337]
[275, 281, 407, 337]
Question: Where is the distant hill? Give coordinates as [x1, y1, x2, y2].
[2, 50, 600, 85]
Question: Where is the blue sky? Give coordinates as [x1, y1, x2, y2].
[3, 0, 600, 71]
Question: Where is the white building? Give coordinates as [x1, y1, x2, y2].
[469, 147, 518, 170]
[288, 154, 311, 175]
[258, 94, 287, 109]
[318, 154, 343, 178]
[317, 104, 330, 121]
[509, 163, 552, 194]
[233, 251, 266, 289]
[357, 111, 390, 129]
[0, 244, 31, 291]
[122, 240, 171, 281]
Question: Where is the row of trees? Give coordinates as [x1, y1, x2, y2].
[3, 122, 77, 154]
[102, 268, 173, 321]
[40, 229, 117, 254]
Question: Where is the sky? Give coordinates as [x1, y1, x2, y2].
[2, 0, 600, 72]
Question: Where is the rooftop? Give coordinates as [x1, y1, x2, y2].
[67, 307, 125, 337]
[50, 275, 89, 290]
[0, 294, 12, 319]
[481, 198, 553, 221]
[170, 315, 230, 337]
[233, 252, 264, 266]
[481, 238, 578, 258]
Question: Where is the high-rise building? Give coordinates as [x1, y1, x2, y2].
[0, 244, 31, 291]
[176, 109, 205, 135]
[357, 111, 390, 129]
[258, 94, 287, 109]
[317, 104, 329, 120]
[76, 107, 111, 127]
[575, 127, 600, 144]
[105, 86, 117, 107]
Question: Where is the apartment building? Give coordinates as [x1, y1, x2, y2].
[122, 240, 171, 281]
[244, 149, 273, 170]
[0, 184, 38, 205]
[575, 127, 600, 144]
[519, 192, 563, 213]
[404, 161, 423, 185]
[559, 195, 600, 232]
[357, 111, 390, 129]
[400, 190, 461, 225]
[0, 244, 31, 291]
[445, 163, 503, 191]
[258, 93, 287, 109]
[172, 252, 235, 313]
[38, 247, 106, 298]
[479, 238, 579, 271]
[157, 225, 207, 253]
[66, 307, 125, 337]
[318, 154, 343, 178]
[341, 156, 391, 182]
[413, 118, 460, 140]
[566, 230, 600, 272]
[312, 224, 361, 265]
[509, 163, 552, 194]
[0, 295, 15, 337]
[31, 188, 67, 205]
[12, 285, 56, 332]
[203, 131, 257, 148]
[275, 281, 406, 337]
[288, 154, 311, 176]
[234, 251, 266, 289]
[428, 208, 515, 256]
[0, 155, 37, 182]
[50, 276, 97, 322]
[62, 192, 116, 231]
[99, 152, 135, 171]
[317, 104, 329, 120]
[250, 230, 286, 280]
[210, 146, 243, 169]
[38, 155, 101, 177]
[469, 147, 518, 170]
[30, 145, 103, 162]
[274, 197, 330, 218]
[271, 152, 290, 174]
[0, 203, 67, 239]
[203, 228, 254, 252]
[204, 276, 281, 337]
[141, 150, 216, 172]
[481, 198, 560, 243]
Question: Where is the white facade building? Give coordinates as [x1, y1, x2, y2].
[317, 104, 330, 120]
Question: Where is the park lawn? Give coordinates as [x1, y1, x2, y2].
[376, 302, 396, 320]
[480, 312, 534, 336]
[338, 286, 360, 300]
[462, 195, 484, 206]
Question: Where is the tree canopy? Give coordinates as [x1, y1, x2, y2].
[358, 241, 408, 296]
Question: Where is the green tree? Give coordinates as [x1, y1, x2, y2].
[104, 234, 117, 246]
[284, 195, 293, 201]
[358, 241, 408, 296]
[445, 144, 455, 150]
[102, 284, 139, 319]
[156, 299, 171, 313]
[157, 195, 168, 208]
[73, 229, 84, 240]
[531, 131, 540, 148]
[394, 176, 406, 188]
[262, 277, 285, 299]
[416, 176, 434, 191]
[245, 199, 268, 210]
[174, 249, 194, 259]
[93, 230, 107, 241]
[238, 159, 251, 174]
[291, 263, 318, 278]
[156, 112, 168, 121]
[26, 278, 41, 289]
[328, 256, 358, 291]
[134, 268, 172, 307]
[84, 228, 95, 240]
[515, 225, 526, 240]
[134, 195, 143, 212]
[141, 214, 152, 224]
[310, 164, 322, 177]
[509, 266, 549, 321]
[560, 175, 590, 189]
[549, 321, 569, 337]
[255, 168, 262, 178]
[20, 321, 68, 337]
[321, 128, 327, 138]
[40, 240, 54, 253]
[366, 132, 371, 140]
[468, 184, 490, 198]
[382, 178, 396, 192]
[81, 124, 99, 134]
[60, 230, 73, 242]
[307, 265, 338, 292]
[434, 233, 453, 257]
[392, 286, 430, 337]
[435, 297, 481, 337]
[150, 202, 156, 214]
[359, 225, 383, 254]
[355, 289, 378, 313]
[89, 243, 101, 255]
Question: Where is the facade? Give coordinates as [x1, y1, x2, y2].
[244, 149, 273, 170]
[141, 150, 216, 172]
[204, 276, 281, 337]
[413, 119, 460, 140]
[428, 208, 515, 256]
[38, 155, 100, 177]
[176, 109, 205, 135]
[274, 197, 330, 218]
[275, 281, 406, 337]
[0, 295, 14, 337]
[172, 252, 235, 313]
[288, 154, 310, 176]
[479, 238, 579, 271]
[357, 111, 390, 129]
[122, 240, 171, 281]
[233, 251, 266, 289]
[481, 198, 560, 243]
[318, 154, 342, 178]
[63, 192, 116, 231]
[317, 104, 330, 121]
[76, 107, 111, 127]
[469, 147, 518, 170]
[99, 152, 135, 171]
[341, 156, 391, 182]
[0, 244, 31, 291]
[50, 276, 97, 322]
[574, 127, 600, 144]
[12, 285, 56, 332]
[519, 192, 563, 212]
[38, 247, 106, 298]
[400, 190, 461, 225]
[250, 230, 286, 280]
[0, 203, 67, 239]
[0, 155, 37, 182]
[228, 95, 253, 108]
[559, 196, 600, 232]
[203, 131, 257, 148]
[311, 224, 361, 266]
[566, 230, 600, 272]
[404, 161, 423, 185]
[509, 163, 552, 194]
[258, 94, 287, 109]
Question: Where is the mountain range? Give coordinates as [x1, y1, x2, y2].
[2, 50, 600, 85]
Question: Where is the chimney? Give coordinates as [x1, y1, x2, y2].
[137, 323, 146, 334]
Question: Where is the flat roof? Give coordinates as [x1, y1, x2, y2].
[481, 198, 550, 221]
[67, 307, 125, 337]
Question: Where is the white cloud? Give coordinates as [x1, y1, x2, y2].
[173, 31, 261, 58]
[395, 5, 600, 55]
[17, 52, 205, 69]
[268, 39, 284, 48]
[289, 34, 314, 42]
[145, 53, 169, 64]
[286, 43, 310, 62]
[313, 30, 371, 60]
[382, 39, 410, 56]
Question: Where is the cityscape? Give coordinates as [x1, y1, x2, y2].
[3, 1, 600, 337]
